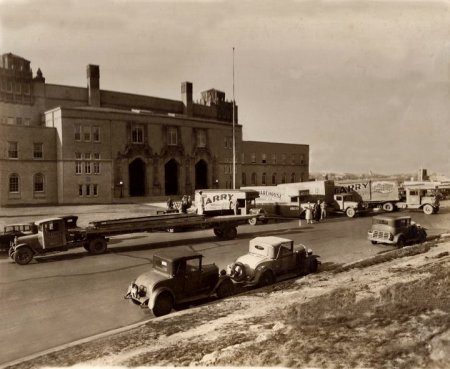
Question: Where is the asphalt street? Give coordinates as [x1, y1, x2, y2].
[1, 207, 449, 365]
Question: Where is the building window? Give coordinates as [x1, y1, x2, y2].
[7, 117, 14, 125]
[74, 125, 81, 141]
[93, 184, 98, 196]
[251, 172, 257, 185]
[272, 173, 277, 185]
[262, 172, 267, 185]
[168, 127, 178, 146]
[79, 185, 83, 196]
[282, 173, 287, 184]
[85, 184, 91, 196]
[16, 117, 22, 125]
[262, 153, 267, 164]
[8, 142, 18, 159]
[93, 153, 100, 174]
[33, 143, 43, 159]
[197, 129, 207, 148]
[132, 125, 144, 143]
[272, 154, 277, 164]
[251, 153, 256, 164]
[9, 174, 19, 193]
[291, 172, 296, 183]
[242, 172, 247, 186]
[75, 152, 82, 174]
[93, 126, 100, 142]
[83, 126, 91, 141]
[34, 173, 44, 192]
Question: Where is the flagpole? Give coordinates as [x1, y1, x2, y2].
[232, 46, 236, 189]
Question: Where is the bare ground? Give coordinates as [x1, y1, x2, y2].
[6, 239, 450, 369]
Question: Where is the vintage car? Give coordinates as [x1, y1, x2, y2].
[227, 236, 320, 287]
[1, 223, 37, 252]
[124, 248, 234, 317]
[367, 214, 427, 247]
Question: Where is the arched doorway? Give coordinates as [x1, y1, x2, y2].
[165, 159, 179, 195]
[129, 158, 146, 196]
[195, 159, 208, 189]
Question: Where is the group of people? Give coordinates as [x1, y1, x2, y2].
[304, 200, 327, 224]
[166, 195, 193, 214]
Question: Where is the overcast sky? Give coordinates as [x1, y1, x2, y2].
[1, 0, 449, 175]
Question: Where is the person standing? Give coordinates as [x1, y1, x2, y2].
[320, 200, 327, 220]
[196, 191, 205, 215]
[305, 203, 313, 224]
[314, 200, 321, 223]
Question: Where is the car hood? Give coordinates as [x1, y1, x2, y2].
[236, 253, 269, 270]
[134, 270, 170, 290]
[16, 233, 38, 244]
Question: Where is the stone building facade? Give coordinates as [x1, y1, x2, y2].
[0, 52, 309, 205]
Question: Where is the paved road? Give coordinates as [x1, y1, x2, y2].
[1, 208, 449, 365]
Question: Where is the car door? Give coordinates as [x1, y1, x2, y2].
[180, 257, 205, 298]
[277, 242, 296, 273]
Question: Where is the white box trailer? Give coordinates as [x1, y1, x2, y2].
[194, 189, 260, 216]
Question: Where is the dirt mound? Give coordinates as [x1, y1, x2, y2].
[6, 242, 450, 369]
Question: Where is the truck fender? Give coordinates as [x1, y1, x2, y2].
[14, 243, 36, 254]
[148, 287, 175, 310]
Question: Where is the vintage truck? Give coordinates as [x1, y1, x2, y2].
[9, 212, 259, 265]
[227, 236, 320, 287]
[124, 248, 234, 316]
[367, 214, 427, 247]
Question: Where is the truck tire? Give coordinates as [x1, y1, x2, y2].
[223, 226, 237, 240]
[382, 202, 394, 212]
[397, 236, 405, 248]
[8, 247, 15, 260]
[152, 292, 173, 317]
[14, 247, 34, 265]
[423, 204, 434, 215]
[88, 238, 107, 254]
[216, 279, 234, 299]
[346, 207, 356, 218]
[248, 217, 258, 226]
[213, 227, 224, 238]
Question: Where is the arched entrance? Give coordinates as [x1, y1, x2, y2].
[129, 158, 146, 196]
[165, 159, 179, 195]
[195, 159, 208, 189]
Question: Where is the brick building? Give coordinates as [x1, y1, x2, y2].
[0, 52, 309, 205]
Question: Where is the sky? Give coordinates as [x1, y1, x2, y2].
[1, 0, 450, 175]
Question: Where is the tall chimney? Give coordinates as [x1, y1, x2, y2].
[87, 64, 100, 107]
[181, 81, 193, 116]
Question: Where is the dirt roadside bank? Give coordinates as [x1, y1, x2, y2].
[4, 238, 450, 369]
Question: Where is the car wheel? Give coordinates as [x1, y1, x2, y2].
[248, 217, 258, 226]
[88, 238, 107, 254]
[423, 204, 434, 215]
[397, 236, 405, 248]
[216, 279, 234, 299]
[370, 240, 378, 245]
[152, 292, 173, 317]
[13, 247, 34, 265]
[259, 270, 275, 287]
[346, 207, 356, 218]
[382, 202, 394, 212]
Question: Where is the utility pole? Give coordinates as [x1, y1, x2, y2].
[232, 46, 236, 189]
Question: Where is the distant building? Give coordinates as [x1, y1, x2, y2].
[0, 52, 309, 205]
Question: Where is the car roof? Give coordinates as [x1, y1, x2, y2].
[154, 247, 201, 262]
[372, 214, 411, 221]
[251, 236, 292, 246]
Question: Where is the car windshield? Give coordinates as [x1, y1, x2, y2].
[153, 256, 171, 275]
[372, 219, 390, 225]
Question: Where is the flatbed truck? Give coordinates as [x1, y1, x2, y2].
[9, 212, 258, 265]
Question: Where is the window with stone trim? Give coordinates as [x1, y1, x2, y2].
[262, 172, 267, 185]
[75, 152, 82, 174]
[131, 125, 144, 143]
[33, 143, 43, 159]
[251, 172, 257, 185]
[168, 127, 178, 146]
[196, 129, 207, 148]
[93, 126, 100, 142]
[34, 173, 44, 192]
[9, 174, 19, 193]
[74, 125, 81, 141]
[272, 173, 277, 185]
[93, 153, 100, 174]
[83, 126, 91, 141]
[8, 142, 18, 159]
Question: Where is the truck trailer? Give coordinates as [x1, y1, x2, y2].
[9, 212, 259, 265]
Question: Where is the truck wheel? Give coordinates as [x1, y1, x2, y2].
[88, 238, 107, 254]
[433, 206, 439, 214]
[259, 270, 275, 287]
[382, 202, 394, 212]
[223, 227, 237, 240]
[423, 204, 434, 215]
[152, 292, 173, 317]
[370, 241, 378, 245]
[346, 208, 356, 218]
[8, 247, 15, 260]
[397, 236, 405, 248]
[213, 227, 224, 238]
[14, 247, 34, 265]
[216, 279, 234, 299]
[248, 217, 258, 226]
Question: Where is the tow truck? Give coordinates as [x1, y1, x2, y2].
[9, 212, 259, 265]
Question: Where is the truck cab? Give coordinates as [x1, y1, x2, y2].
[403, 188, 439, 214]
[332, 193, 365, 218]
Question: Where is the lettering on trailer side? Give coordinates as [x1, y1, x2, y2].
[334, 182, 369, 194]
[205, 193, 233, 205]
